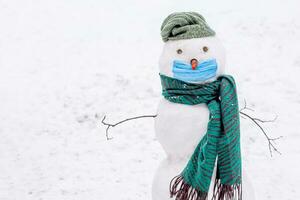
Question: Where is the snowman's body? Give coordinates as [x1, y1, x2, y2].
[152, 37, 256, 199]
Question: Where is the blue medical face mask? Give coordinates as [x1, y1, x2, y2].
[172, 58, 218, 82]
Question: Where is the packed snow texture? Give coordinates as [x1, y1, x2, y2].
[0, 0, 300, 199]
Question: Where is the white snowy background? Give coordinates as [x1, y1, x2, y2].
[0, 0, 300, 199]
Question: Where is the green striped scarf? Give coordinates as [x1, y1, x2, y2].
[160, 74, 242, 200]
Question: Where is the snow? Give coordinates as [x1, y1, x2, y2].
[0, 0, 300, 199]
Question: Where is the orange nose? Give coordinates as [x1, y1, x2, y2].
[191, 59, 198, 70]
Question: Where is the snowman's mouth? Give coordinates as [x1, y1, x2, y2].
[172, 58, 218, 82]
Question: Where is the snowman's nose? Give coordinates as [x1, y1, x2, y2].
[190, 58, 198, 70]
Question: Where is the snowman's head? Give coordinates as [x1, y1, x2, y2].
[159, 12, 226, 84]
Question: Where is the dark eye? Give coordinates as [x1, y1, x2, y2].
[177, 49, 183, 54]
[203, 46, 209, 52]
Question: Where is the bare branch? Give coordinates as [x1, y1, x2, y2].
[101, 114, 157, 140]
[240, 99, 254, 112]
[252, 115, 278, 123]
[239, 100, 282, 157]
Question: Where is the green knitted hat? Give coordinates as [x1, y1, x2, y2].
[161, 12, 216, 42]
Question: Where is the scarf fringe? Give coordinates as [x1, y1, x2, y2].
[169, 175, 242, 200]
[169, 174, 208, 200]
[212, 178, 242, 200]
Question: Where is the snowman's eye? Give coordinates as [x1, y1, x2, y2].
[203, 46, 209, 52]
[177, 49, 183, 54]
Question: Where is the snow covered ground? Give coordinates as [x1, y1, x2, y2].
[0, 0, 300, 199]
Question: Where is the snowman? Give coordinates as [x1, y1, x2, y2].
[152, 12, 256, 200]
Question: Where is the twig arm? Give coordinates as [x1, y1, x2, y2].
[101, 114, 157, 140]
[239, 99, 282, 157]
